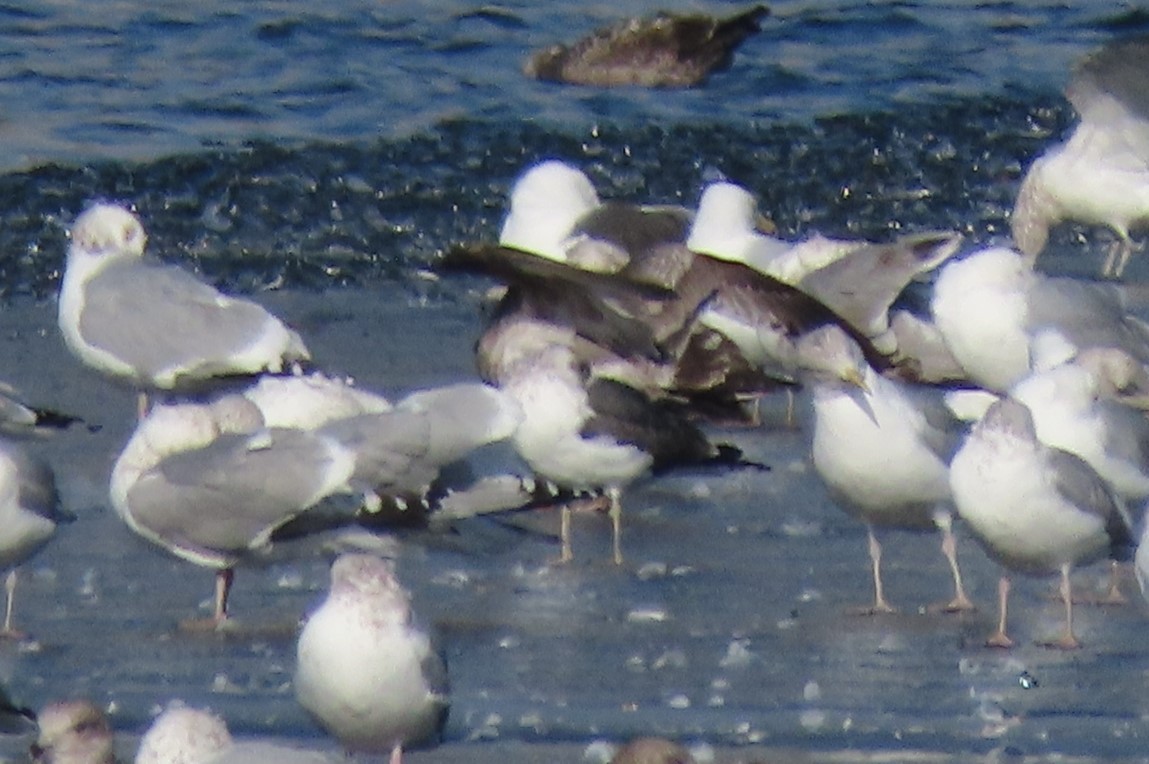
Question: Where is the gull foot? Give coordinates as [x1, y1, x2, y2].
[848, 602, 898, 616]
[985, 631, 1014, 649]
[1039, 634, 1082, 650]
[929, 595, 976, 614]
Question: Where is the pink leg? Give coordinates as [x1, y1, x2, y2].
[852, 527, 896, 614]
[1044, 565, 1082, 650]
[986, 576, 1014, 648]
[937, 524, 975, 612]
[389, 743, 403, 764]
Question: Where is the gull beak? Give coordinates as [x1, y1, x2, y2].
[840, 367, 870, 393]
[755, 213, 778, 236]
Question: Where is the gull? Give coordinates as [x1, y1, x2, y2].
[136, 702, 336, 764]
[0, 439, 70, 638]
[798, 324, 973, 614]
[110, 394, 355, 628]
[242, 374, 522, 524]
[1011, 33, 1149, 278]
[930, 246, 1149, 392]
[523, 5, 769, 88]
[1011, 350, 1149, 601]
[458, 162, 898, 423]
[31, 700, 113, 764]
[689, 181, 963, 354]
[295, 553, 448, 763]
[57, 204, 309, 413]
[949, 398, 1133, 648]
[496, 318, 756, 564]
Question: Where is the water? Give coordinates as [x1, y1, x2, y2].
[3, 1, 1149, 761]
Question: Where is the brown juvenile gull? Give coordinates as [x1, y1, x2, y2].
[524, 5, 769, 88]
[459, 160, 892, 422]
[799, 324, 974, 614]
[688, 180, 963, 357]
[295, 553, 448, 764]
[1011, 33, 1149, 278]
[57, 204, 309, 414]
[31, 700, 113, 764]
[949, 398, 1133, 648]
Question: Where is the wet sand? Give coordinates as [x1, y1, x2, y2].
[0, 284, 1147, 763]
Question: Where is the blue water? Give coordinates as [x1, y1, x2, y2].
[4, 1, 1149, 760]
[0, 0, 1145, 301]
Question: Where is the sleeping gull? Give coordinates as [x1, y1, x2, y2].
[798, 324, 973, 614]
[949, 398, 1133, 648]
[523, 5, 769, 88]
[0, 439, 70, 638]
[110, 394, 355, 628]
[31, 700, 113, 764]
[930, 246, 1149, 392]
[295, 553, 448, 762]
[58, 204, 310, 412]
[1011, 33, 1149, 277]
[136, 702, 336, 764]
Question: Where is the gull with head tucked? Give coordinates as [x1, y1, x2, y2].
[58, 203, 309, 413]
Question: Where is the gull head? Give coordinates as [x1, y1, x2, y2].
[795, 324, 870, 392]
[499, 160, 599, 258]
[975, 398, 1037, 443]
[329, 553, 409, 619]
[69, 204, 147, 261]
[32, 700, 113, 764]
[688, 181, 760, 260]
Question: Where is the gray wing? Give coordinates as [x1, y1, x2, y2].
[1067, 34, 1149, 160]
[1048, 447, 1133, 553]
[898, 381, 967, 461]
[126, 429, 345, 556]
[320, 411, 434, 493]
[797, 231, 962, 339]
[396, 383, 520, 465]
[1027, 277, 1149, 363]
[79, 261, 298, 381]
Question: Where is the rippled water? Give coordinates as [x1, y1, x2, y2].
[3, 1, 1149, 761]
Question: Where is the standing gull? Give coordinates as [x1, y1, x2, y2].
[58, 204, 309, 411]
[0, 440, 69, 638]
[949, 398, 1132, 648]
[494, 318, 757, 564]
[1012, 33, 1149, 277]
[110, 395, 355, 628]
[799, 325, 973, 614]
[295, 553, 448, 763]
[523, 6, 769, 88]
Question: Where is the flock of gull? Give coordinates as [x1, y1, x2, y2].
[2, 22, 1149, 764]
